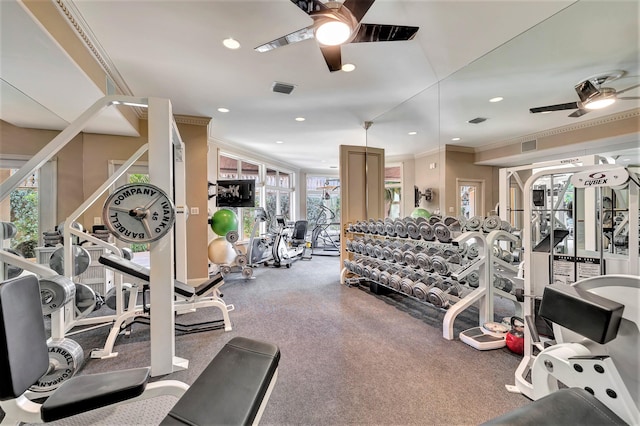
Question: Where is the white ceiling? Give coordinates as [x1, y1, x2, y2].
[1, 0, 638, 170]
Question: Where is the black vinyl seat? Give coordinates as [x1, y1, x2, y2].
[0, 275, 280, 425]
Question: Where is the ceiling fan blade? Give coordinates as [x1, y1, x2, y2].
[343, 0, 375, 22]
[351, 24, 419, 43]
[320, 45, 342, 72]
[616, 83, 640, 94]
[255, 26, 314, 53]
[574, 80, 599, 103]
[568, 108, 590, 118]
[290, 0, 328, 14]
[529, 102, 579, 113]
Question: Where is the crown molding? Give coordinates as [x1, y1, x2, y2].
[475, 108, 640, 153]
[55, 0, 135, 99]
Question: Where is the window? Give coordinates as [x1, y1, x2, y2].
[217, 153, 291, 240]
[385, 165, 402, 219]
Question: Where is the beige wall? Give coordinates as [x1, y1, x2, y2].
[0, 118, 209, 279]
[413, 150, 444, 215]
[444, 147, 497, 217]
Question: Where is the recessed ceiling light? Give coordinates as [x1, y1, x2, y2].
[408, 131, 417, 135]
[342, 63, 356, 72]
[489, 97, 503, 103]
[222, 38, 240, 49]
[451, 137, 461, 141]
[541, 111, 552, 114]
[217, 107, 230, 113]
[295, 117, 306, 122]
[275, 140, 284, 144]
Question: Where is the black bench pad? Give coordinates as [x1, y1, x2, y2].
[482, 388, 627, 426]
[41, 367, 150, 422]
[99, 253, 224, 298]
[161, 337, 280, 426]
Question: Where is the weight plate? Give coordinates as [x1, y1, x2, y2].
[235, 254, 248, 267]
[241, 266, 253, 278]
[384, 222, 396, 237]
[365, 243, 375, 257]
[370, 268, 380, 282]
[40, 275, 76, 315]
[368, 220, 377, 234]
[221, 265, 232, 276]
[103, 183, 176, 244]
[226, 230, 239, 244]
[375, 220, 386, 235]
[482, 322, 509, 334]
[466, 271, 480, 288]
[467, 244, 479, 259]
[428, 216, 441, 225]
[443, 216, 458, 227]
[29, 338, 84, 393]
[500, 221, 512, 232]
[49, 245, 91, 276]
[75, 283, 97, 319]
[373, 245, 384, 259]
[427, 287, 448, 308]
[382, 247, 393, 261]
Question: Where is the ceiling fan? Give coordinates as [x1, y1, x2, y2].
[254, 0, 419, 72]
[530, 71, 640, 118]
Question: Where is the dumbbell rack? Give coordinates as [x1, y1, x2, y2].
[341, 216, 493, 340]
[487, 230, 523, 316]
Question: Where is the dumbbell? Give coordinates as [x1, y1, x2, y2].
[394, 218, 409, 238]
[465, 216, 483, 231]
[412, 279, 431, 302]
[345, 239, 354, 252]
[433, 223, 453, 243]
[381, 243, 394, 261]
[431, 255, 450, 276]
[426, 245, 443, 256]
[483, 215, 502, 233]
[343, 259, 353, 271]
[375, 219, 386, 235]
[427, 280, 463, 309]
[405, 218, 421, 240]
[428, 215, 442, 225]
[500, 220, 512, 232]
[364, 242, 375, 257]
[392, 243, 413, 264]
[384, 219, 396, 237]
[465, 270, 480, 288]
[466, 243, 479, 259]
[415, 251, 432, 271]
[400, 272, 421, 295]
[388, 273, 402, 291]
[493, 273, 514, 293]
[417, 221, 434, 241]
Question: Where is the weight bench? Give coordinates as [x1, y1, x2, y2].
[91, 252, 234, 359]
[0, 275, 280, 425]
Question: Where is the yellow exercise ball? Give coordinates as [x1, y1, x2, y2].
[208, 237, 236, 265]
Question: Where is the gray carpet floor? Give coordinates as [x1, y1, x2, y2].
[20, 254, 531, 425]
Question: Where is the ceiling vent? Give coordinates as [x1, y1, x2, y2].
[272, 82, 295, 95]
[467, 117, 487, 124]
[521, 140, 537, 152]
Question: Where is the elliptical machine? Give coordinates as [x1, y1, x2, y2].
[310, 204, 340, 255]
[271, 216, 310, 268]
[247, 207, 274, 267]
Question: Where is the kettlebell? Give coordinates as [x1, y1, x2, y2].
[505, 316, 525, 355]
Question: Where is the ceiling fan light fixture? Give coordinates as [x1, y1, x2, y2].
[315, 20, 352, 46]
[584, 88, 617, 110]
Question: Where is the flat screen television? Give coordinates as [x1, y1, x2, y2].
[216, 179, 255, 207]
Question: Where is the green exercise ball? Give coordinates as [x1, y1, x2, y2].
[411, 208, 431, 219]
[210, 209, 239, 236]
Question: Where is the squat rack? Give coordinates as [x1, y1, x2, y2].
[0, 95, 188, 376]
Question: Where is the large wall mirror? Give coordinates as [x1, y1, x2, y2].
[366, 0, 639, 220]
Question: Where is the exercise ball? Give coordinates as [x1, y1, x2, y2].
[208, 237, 236, 265]
[411, 208, 431, 219]
[210, 209, 239, 236]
